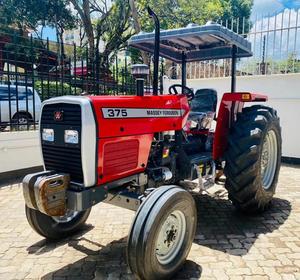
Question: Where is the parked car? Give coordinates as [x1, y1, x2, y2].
[0, 85, 41, 131]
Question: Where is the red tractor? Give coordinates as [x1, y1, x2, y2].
[23, 8, 281, 280]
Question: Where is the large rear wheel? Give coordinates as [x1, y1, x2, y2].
[224, 105, 281, 213]
[127, 185, 197, 280]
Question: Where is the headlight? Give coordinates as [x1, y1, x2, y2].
[42, 129, 54, 142]
[64, 130, 79, 144]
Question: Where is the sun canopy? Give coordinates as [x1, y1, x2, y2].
[128, 23, 252, 63]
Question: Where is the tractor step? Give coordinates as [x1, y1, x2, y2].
[188, 152, 212, 166]
[187, 152, 215, 191]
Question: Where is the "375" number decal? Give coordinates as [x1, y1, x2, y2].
[107, 109, 128, 117]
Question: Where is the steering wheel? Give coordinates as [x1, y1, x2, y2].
[168, 84, 195, 100]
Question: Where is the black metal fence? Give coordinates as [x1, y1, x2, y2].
[170, 10, 300, 79]
[0, 31, 164, 132]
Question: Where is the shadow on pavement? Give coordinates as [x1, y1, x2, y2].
[193, 192, 291, 256]
[40, 234, 202, 280]
[37, 191, 290, 279]
[26, 223, 94, 255]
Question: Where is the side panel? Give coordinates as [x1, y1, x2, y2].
[213, 92, 267, 160]
[89, 95, 190, 138]
[97, 134, 153, 185]
[91, 95, 190, 185]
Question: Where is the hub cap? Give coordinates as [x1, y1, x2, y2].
[261, 130, 278, 190]
[155, 210, 186, 265]
[52, 210, 79, 223]
[17, 117, 29, 130]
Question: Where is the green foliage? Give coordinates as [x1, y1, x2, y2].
[275, 53, 300, 73]
[136, 0, 253, 32]
[0, 0, 76, 38]
[35, 80, 82, 101]
[220, 0, 253, 33]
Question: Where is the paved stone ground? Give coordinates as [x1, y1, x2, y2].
[0, 164, 299, 280]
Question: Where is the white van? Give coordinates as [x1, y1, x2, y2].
[0, 85, 41, 130]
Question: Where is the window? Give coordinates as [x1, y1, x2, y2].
[0, 87, 33, 101]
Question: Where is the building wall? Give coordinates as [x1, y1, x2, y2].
[164, 73, 300, 159]
[0, 131, 43, 173]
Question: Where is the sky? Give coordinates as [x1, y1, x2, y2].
[247, 1, 300, 62]
[252, 0, 300, 18]
[39, 26, 56, 41]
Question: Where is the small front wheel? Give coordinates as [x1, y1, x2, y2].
[25, 206, 91, 240]
[127, 186, 197, 280]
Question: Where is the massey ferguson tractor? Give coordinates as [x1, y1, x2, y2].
[22, 8, 281, 280]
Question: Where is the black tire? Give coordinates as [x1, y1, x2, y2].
[25, 205, 91, 240]
[127, 185, 197, 280]
[224, 105, 282, 213]
[12, 112, 33, 130]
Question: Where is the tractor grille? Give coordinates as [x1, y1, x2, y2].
[41, 103, 82, 126]
[40, 103, 83, 183]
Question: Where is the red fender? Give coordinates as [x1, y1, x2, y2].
[213, 92, 268, 160]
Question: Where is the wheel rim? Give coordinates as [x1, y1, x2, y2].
[15, 117, 29, 130]
[261, 129, 278, 190]
[18, 117, 28, 124]
[52, 210, 79, 223]
[155, 210, 186, 265]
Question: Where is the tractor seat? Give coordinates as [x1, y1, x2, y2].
[187, 89, 218, 130]
[190, 88, 218, 113]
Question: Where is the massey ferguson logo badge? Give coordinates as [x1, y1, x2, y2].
[54, 111, 63, 121]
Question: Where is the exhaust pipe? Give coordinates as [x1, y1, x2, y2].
[147, 7, 160, 96]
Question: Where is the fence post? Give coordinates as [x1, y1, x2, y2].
[14, 32, 19, 130]
[46, 38, 50, 100]
[96, 51, 100, 95]
[124, 56, 128, 94]
[160, 59, 164, 94]
[60, 40, 64, 95]
[73, 43, 77, 95]
[30, 35, 36, 129]
[85, 47, 89, 93]
[116, 56, 119, 95]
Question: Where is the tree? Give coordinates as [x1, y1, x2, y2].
[0, 0, 76, 41]
[129, 0, 148, 63]
[220, 0, 253, 33]
[69, 0, 134, 67]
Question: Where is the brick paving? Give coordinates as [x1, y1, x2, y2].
[0, 164, 299, 280]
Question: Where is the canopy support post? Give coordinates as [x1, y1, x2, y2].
[230, 45, 238, 126]
[231, 45, 237, 93]
[181, 52, 187, 88]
